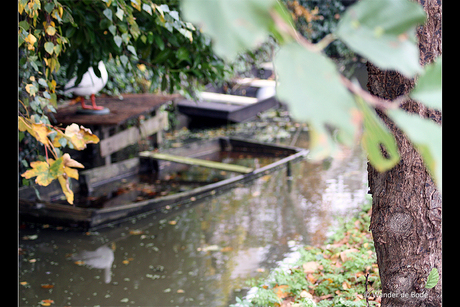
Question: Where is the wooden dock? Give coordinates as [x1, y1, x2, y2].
[53, 93, 181, 168]
[54, 93, 181, 126]
[176, 77, 278, 125]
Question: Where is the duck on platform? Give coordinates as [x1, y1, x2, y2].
[64, 61, 109, 114]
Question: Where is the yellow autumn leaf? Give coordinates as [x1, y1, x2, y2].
[24, 33, 37, 50]
[21, 157, 64, 187]
[48, 79, 57, 93]
[21, 154, 83, 204]
[62, 153, 84, 169]
[131, 0, 141, 11]
[57, 175, 74, 204]
[45, 26, 56, 36]
[21, 161, 53, 186]
[25, 83, 37, 96]
[51, 129, 66, 147]
[18, 116, 50, 146]
[64, 124, 100, 150]
[18, 1, 25, 14]
[273, 284, 290, 299]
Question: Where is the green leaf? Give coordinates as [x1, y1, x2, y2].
[182, 0, 278, 61]
[115, 7, 124, 21]
[114, 35, 122, 47]
[356, 96, 399, 171]
[274, 42, 358, 158]
[103, 8, 112, 21]
[154, 35, 165, 50]
[44, 2, 54, 14]
[336, 0, 425, 77]
[142, 3, 152, 15]
[44, 42, 55, 55]
[119, 55, 129, 67]
[127, 45, 136, 56]
[108, 24, 117, 36]
[425, 268, 439, 289]
[176, 47, 189, 62]
[410, 56, 442, 111]
[387, 109, 442, 192]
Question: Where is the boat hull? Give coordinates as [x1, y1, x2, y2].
[19, 138, 307, 230]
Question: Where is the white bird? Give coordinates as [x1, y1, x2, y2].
[64, 61, 108, 110]
[72, 245, 114, 284]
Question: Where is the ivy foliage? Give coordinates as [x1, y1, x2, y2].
[18, 0, 229, 204]
[57, 0, 227, 95]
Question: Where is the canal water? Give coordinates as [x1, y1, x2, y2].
[19, 130, 368, 307]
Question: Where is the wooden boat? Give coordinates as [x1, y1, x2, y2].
[19, 138, 307, 230]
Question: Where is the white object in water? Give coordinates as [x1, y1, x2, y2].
[72, 245, 114, 283]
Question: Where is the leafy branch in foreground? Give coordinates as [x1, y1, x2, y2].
[182, 0, 442, 192]
[19, 116, 99, 204]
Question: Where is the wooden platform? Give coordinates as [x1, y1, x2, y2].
[176, 95, 279, 123]
[54, 93, 181, 126]
[53, 93, 181, 168]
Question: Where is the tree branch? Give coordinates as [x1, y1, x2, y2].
[339, 75, 409, 110]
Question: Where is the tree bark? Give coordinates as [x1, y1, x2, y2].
[366, 0, 441, 306]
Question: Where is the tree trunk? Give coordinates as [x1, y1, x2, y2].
[366, 0, 441, 306]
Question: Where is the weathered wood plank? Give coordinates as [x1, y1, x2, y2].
[54, 93, 180, 126]
[198, 92, 258, 105]
[99, 111, 167, 157]
[139, 152, 253, 174]
[234, 78, 276, 88]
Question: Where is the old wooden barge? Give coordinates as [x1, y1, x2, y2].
[19, 138, 307, 230]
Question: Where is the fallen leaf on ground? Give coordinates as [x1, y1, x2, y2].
[303, 261, 319, 273]
[306, 273, 317, 283]
[129, 229, 144, 235]
[22, 234, 38, 240]
[40, 299, 54, 306]
[340, 248, 359, 262]
[273, 284, 290, 299]
[41, 284, 54, 289]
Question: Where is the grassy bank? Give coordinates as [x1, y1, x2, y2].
[232, 198, 381, 307]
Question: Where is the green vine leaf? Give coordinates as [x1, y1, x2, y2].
[425, 268, 439, 289]
[387, 109, 442, 192]
[182, 0, 284, 61]
[275, 42, 359, 159]
[336, 0, 426, 77]
[356, 96, 399, 172]
[410, 56, 442, 111]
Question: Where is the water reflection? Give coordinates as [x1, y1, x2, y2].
[71, 245, 114, 284]
[19, 138, 367, 306]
